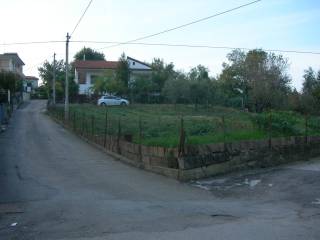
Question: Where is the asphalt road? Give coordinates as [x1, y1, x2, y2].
[0, 100, 319, 240]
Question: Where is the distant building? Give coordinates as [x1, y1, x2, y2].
[0, 53, 25, 77]
[74, 56, 152, 95]
[24, 76, 39, 93]
[0, 53, 37, 101]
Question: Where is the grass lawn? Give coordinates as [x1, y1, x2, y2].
[48, 104, 320, 148]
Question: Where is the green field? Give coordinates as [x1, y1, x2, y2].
[48, 104, 320, 147]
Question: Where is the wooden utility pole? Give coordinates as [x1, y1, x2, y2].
[64, 33, 71, 120]
[53, 53, 56, 105]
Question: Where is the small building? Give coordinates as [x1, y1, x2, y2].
[24, 76, 39, 93]
[74, 56, 152, 95]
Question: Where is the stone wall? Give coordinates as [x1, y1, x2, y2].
[54, 115, 320, 181]
[177, 136, 320, 180]
[92, 134, 320, 181]
[95, 135, 180, 169]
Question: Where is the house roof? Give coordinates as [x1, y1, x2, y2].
[74, 60, 119, 69]
[25, 76, 39, 81]
[127, 56, 152, 68]
[0, 53, 25, 65]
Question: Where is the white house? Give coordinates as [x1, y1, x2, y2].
[74, 56, 152, 95]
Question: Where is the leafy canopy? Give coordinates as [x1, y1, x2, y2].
[74, 47, 105, 61]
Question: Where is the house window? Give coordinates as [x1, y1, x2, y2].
[91, 75, 99, 84]
[133, 61, 135, 66]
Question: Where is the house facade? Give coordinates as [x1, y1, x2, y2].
[24, 76, 39, 93]
[0, 53, 25, 77]
[0, 53, 28, 102]
[74, 56, 152, 95]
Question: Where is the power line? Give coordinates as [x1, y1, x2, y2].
[70, 0, 94, 37]
[0, 40, 64, 46]
[97, 0, 262, 50]
[70, 40, 320, 55]
[2, 39, 319, 55]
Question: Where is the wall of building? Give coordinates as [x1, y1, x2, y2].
[128, 58, 151, 70]
[0, 59, 12, 71]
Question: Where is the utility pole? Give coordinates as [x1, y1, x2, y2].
[53, 53, 56, 105]
[65, 33, 71, 120]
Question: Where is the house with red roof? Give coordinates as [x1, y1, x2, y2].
[74, 56, 152, 95]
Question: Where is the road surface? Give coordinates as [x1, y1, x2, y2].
[0, 100, 319, 240]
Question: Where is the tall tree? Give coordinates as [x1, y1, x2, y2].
[151, 58, 176, 92]
[301, 67, 320, 113]
[114, 53, 130, 96]
[73, 47, 105, 61]
[89, 70, 114, 95]
[162, 72, 190, 104]
[188, 65, 211, 109]
[218, 49, 291, 112]
[38, 59, 78, 101]
[302, 67, 318, 95]
[130, 75, 153, 103]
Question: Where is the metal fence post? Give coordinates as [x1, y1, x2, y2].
[268, 112, 272, 148]
[91, 115, 95, 142]
[222, 115, 226, 150]
[158, 116, 161, 138]
[305, 115, 308, 144]
[85, 114, 89, 138]
[68, 109, 71, 126]
[104, 109, 108, 147]
[117, 117, 121, 153]
[81, 112, 85, 136]
[178, 117, 185, 157]
[139, 116, 143, 161]
[73, 111, 76, 131]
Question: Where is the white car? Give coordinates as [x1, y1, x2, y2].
[97, 95, 129, 106]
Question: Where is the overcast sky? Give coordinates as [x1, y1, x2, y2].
[1, 0, 320, 90]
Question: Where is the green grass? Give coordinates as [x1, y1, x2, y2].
[48, 104, 320, 147]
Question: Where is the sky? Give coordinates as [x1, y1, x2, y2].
[1, 0, 320, 91]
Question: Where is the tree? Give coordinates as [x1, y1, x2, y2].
[188, 65, 212, 109]
[130, 74, 153, 103]
[162, 72, 190, 104]
[38, 59, 78, 101]
[114, 53, 130, 96]
[0, 71, 23, 92]
[301, 67, 320, 113]
[89, 70, 121, 95]
[73, 47, 105, 61]
[218, 49, 291, 112]
[151, 58, 176, 92]
[302, 67, 319, 95]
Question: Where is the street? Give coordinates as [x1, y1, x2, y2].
[0, 100, 320, 240]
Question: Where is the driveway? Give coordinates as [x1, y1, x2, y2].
[0, 100, 319, 240]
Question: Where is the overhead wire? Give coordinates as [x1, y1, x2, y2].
[70, 41, 320, 55]
[1, 40, 319, 56]
[96, 0, 262, 50]
[70, 0, 94, 37]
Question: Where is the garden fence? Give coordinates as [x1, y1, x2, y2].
[47, 105, 320, 151]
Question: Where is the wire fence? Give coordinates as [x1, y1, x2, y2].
[0, 91, 14, 125]
[47, 104, 320, 149]
[0, 103, 13, 125]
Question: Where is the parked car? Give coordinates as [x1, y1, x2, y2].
[97, 95, 129, 106]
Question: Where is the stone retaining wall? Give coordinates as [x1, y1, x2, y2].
[177, 136, 320, 180]
[54, 116, 320, 181]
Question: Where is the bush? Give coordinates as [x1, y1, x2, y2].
[253, 111, 302, 136]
